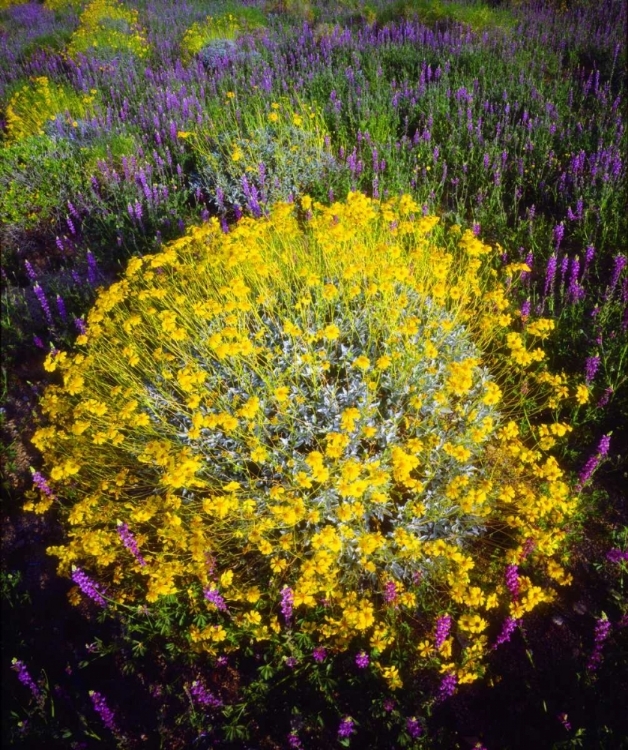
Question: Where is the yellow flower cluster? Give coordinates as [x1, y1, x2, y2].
[5, 77, 96, 143]
[67, 0, 148, 59]
[183, 15, 233, 49]
[33, 192, 578, 691]
[180, 12, 263, 60]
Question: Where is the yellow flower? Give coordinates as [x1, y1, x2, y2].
[274, 386, 290, 402]
[352, 355, 370, 371]
[458, 614, 488, 633]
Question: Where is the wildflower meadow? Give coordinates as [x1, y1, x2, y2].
[1, 0, 626, 748]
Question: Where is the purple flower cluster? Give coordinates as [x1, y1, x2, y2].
[587, 616, 612, 671]
[597, 387, 613, 408]
[438, 672, 458, 701]
[11, 659, 41, 700]
[383, 580, 398, 604]
[577, 434, 611, 488]
[89, 691, 118, 732]
[189, 680, 223, 708]
[543, 254, 558, 301]
[605, 255, 627, 301]
[606, 548, 628, 564]
[338, 716, 355, 738]
[584, 355, 600, 382]
[32, 470, 55, 499]
[288, 731, 303, 749]
[34, 284, 53, 326]
[86, 251, 99, 286]
[117, 522, 146, 566]
[355, 651, 369, 668]
[406, 716, 423, 738]
[492, 616, 520, 649]
[312, 646, 327, 663]
[71, 566, 107, 608]
[505, 564, 520, 599]
[280, 586, 293, 624]
[434, 614, 452, 649]
[56, 295, 67, 322]
[203, 587, 228, 612]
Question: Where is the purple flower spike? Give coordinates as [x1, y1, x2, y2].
[434, 615, 452, 649]
[338, 716, 355, 738]
[56, 295, 67, 322]
[189, 680, 223, 708]
[25, 260, 37, 283]
[438, 672, 457, 701]
[32, 471, 55, 499]
[505, 564, 520, 599]
[577, 434, 611, 488]
[312, 646, 327, 663]
[384, 580, 398, 604]
[584, 245, 595, 272]
[34, 284, 53, 326]
[605, 255, 627, 300]
[597, 387, 613, 408]
[544, 254, 558, 300]
[89, 691, 118, 732]
[493, 616, 520, 648]
[587, 616, 612, 671]
[554, 223, 565, 250]
[280, 586, 293, 624]
[86, 251, 98, 286]
[204, 587, 227, 611]
[584, 356, 600, 383]
[355, 651, 369, 668]
[406, 717, 423, 738]
[117, 522, 146, 566]
[71, 567, 107, 607]
[11, 659, 41, 700]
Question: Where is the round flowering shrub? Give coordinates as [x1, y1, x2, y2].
[32, 192, 578, 699]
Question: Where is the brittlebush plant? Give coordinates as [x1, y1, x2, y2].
[67, 0, 148, 59]
[4, 77, 96, 144]
[32, 192, 579, 692]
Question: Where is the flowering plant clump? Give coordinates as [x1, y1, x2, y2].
[4, 76, 96, 144]
[180, 12, 264, 63]
[32, 192, 578, 695]
[67, 0, 148, 59]
[189, 97, 334, 218]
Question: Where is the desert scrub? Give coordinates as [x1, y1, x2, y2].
[31, 192, 579, 702]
